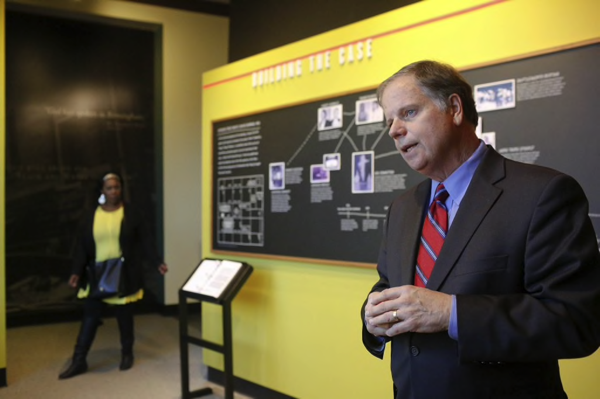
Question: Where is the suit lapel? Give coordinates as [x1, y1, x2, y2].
[397, 180, 430, 285]
[427, 147, 506, 291]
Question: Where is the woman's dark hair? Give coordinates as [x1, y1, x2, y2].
[376, 60, 479, 127]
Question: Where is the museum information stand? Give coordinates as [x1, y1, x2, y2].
[179, 258, 253, 399]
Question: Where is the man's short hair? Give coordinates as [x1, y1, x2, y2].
[377, 60, 479, 127]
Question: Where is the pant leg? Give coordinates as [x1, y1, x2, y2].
[75, 298, 104, 358]
[59, 298, 105, 379]
[115, 303, 135, 355]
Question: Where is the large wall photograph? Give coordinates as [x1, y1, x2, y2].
[5, 8, 162, 323]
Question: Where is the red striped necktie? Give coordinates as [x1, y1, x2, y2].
[415, 184, 449, 288]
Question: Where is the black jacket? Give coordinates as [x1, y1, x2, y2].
[72, 203, 163, 296]
[362, 147, 600, 399]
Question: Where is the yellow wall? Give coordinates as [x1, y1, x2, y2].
[1, 0, 7, 382]
[201, 1, 600, 398]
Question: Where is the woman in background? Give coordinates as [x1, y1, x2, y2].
[59, 172, 168, 379]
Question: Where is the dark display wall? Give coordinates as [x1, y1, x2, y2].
[5, 9, 162, 323]
[213, 44, 600, 265]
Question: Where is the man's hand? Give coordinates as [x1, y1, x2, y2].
[365, 285, 452, 337]
[365, 291, 395, 337]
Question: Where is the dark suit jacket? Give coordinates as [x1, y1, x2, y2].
[72, 203, 163, 297]
[362, 146, 600, 399]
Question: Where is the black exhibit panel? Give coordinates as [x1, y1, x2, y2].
[461, 43, 600, 237]
[213, 89, 416, 265]
[212, 43, 600, 266]
[5, 9, 162, 323]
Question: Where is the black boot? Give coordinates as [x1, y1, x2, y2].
[58, 355, 87, 379]
[59, 317, 99, 379]
[119, 353, 134, 371]
[116, 304, 135, 371]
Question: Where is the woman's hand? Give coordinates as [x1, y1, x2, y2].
[158, 263, 169, 275]
[68, 274, 79, 288]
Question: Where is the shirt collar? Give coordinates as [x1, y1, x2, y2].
[430, 140, 487, 205]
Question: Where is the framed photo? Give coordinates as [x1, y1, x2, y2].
[355, 98, 384, 125]
[474, 79, 516, 112]
[317, 104, 343, 131]
[269, 162, 285, 190]
[323, 153, 341, 170]
[352, 151, 374, 193]
[310, 164, 330, 184]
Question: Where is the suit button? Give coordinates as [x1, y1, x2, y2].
[410, 346, 420, 356]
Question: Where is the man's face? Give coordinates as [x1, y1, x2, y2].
[381, 75, 459, 181]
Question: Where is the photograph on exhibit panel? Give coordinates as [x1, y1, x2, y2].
[474, 79, 516, 112]
[352, 151, 374, 194]
[317, 104, 343, 130]
[323, 153, 341, 170]
[269, 162, 285, 190]
[311, 164, 330, 184]
[355, 98, 384, 125]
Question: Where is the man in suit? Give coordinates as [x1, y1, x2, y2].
[362, 60, 600, 398]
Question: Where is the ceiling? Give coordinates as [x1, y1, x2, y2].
[126, 0, 230, 16]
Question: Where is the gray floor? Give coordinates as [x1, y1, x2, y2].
[3, 313, 249, 399]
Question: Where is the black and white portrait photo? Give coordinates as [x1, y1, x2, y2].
[318, 104, 343, 131]
[355, 98, 384, 125]
[269, 162, 285, 190]
[352, 151, 374, 193]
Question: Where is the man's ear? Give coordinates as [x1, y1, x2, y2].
[448, 93, 463, 126]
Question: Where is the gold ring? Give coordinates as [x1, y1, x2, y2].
[392, 310, 398, 322]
